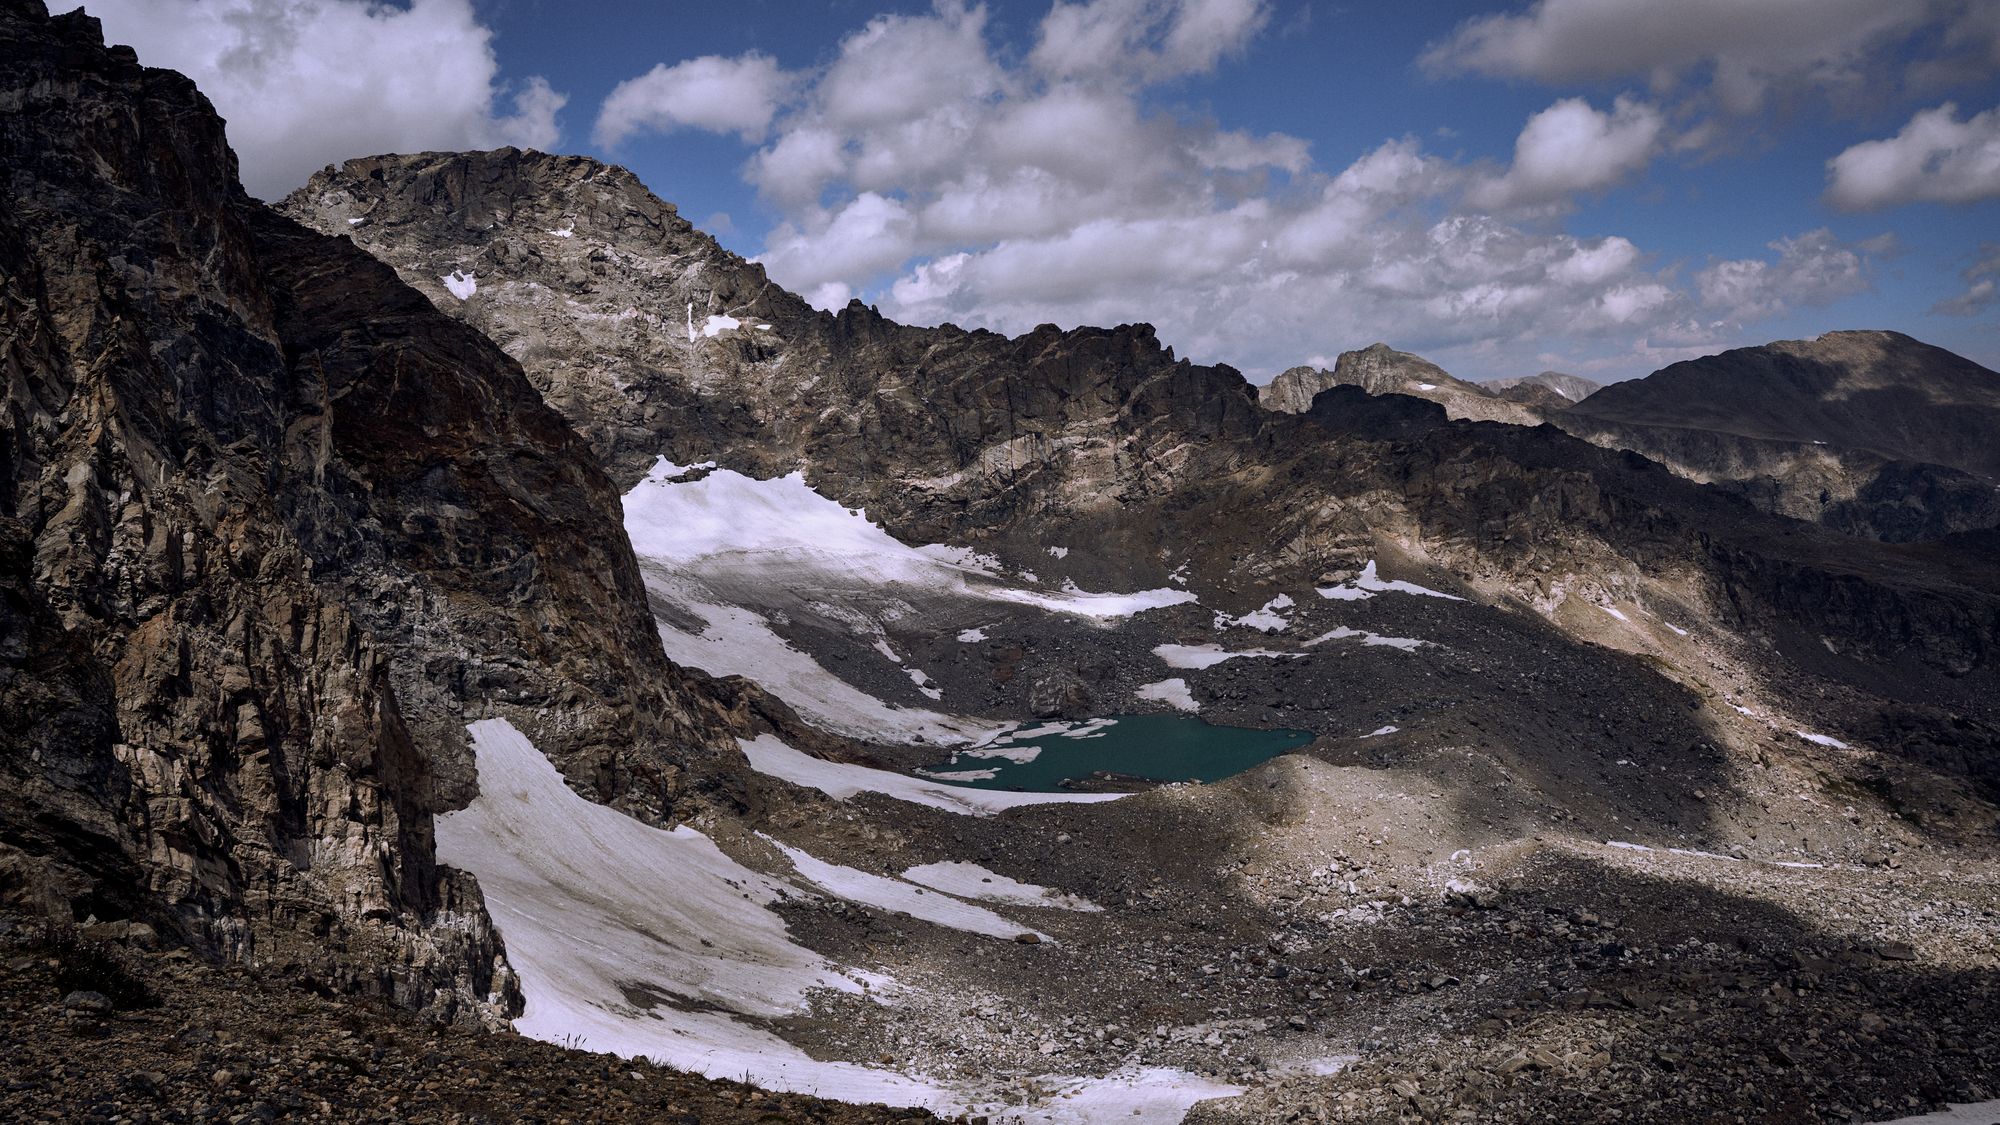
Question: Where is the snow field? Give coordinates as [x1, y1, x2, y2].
[902, 861, 1102, 912]
[440, 721, 1234, 1122]
[767, 837, 1050, 942]
[1136, 678, 1199, 711]
[1316, 560, 1464, 602]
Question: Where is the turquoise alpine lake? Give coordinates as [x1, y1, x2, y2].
[920, 713, 1315, 792]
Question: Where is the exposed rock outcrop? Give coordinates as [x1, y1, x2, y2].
[0, 0, 747, 1019]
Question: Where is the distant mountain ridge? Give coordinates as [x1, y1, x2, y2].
[1561, 330, 2000, 479]
[1258, 343, 1539, 424]
[1547, 331, 2000, 541]
[1481, 370, 1603, 407]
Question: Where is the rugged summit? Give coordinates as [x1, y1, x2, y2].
[1257, 343, 1539, 424]
[1565, 331, 2000, 477]
[0, 0, 748, 1021]
[1481, 370, 1603, 407]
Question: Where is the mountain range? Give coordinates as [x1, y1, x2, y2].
[4, 4, 1999, 1123]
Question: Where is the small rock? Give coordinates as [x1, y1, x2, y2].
[61, 991, 112, 1016]
[1013, 932, 1042, 945]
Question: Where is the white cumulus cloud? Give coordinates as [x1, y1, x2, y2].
[1824, 102, 2000, 210]
[1421, 0, 1986, 114]
[589, 0, 1904, 381]
[1695, 229, 1877, 322]
[594, 54, 793, 148]
[1468, 96, 1666, 210]
[1931, 244, 2000, 316]
[78, 0, 564, 199]
[1032, 0, 1271, 83]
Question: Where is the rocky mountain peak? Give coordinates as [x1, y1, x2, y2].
[1258, 342, 1539, 425]
[1565, 328, 2000, 480]
[1481, 370, 1604, 407]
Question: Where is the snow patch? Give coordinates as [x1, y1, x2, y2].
[1664, 621, 1689, 636]
[992, 1069, 1242, 1124]
[740, 734, 1122, 816]
[1216, 593, 1295, 633]
[901, 861, 1101, 912]
[652, 591, 989, 745]
[1415, 382, 1438, 390]
[1046, 546, 1069, 559]
[440, 270, 477, 299]
[1304, 626, 1427, 651]
[434, 719, 938, 1103]
[623, 462, 1199, 745]
[1136, 678, 1199, 712]
[1868, 1099, 2000, 1124]
[701, 313, 742, 337]
[345, 216, 365, 226]
[1599, 604, 1629, 622]
[957, 627, 988, 643]
[767, 838, 1048, 942]
[1795, 730, 1852, 749]
[443, 721, 1229, 1120]
[1316, 560, 1462, 602]
[625, 463, 1191, 623]
[1152, 643, 1297, 670]
[547, 220, 575, 238]
[1360, 726, 1399, 738]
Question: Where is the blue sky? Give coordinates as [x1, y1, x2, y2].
[83, 0, 2000, 382]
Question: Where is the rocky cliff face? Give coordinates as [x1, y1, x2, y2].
[1257, 343, 1540, 425]
[0, 1, 745, 1019]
